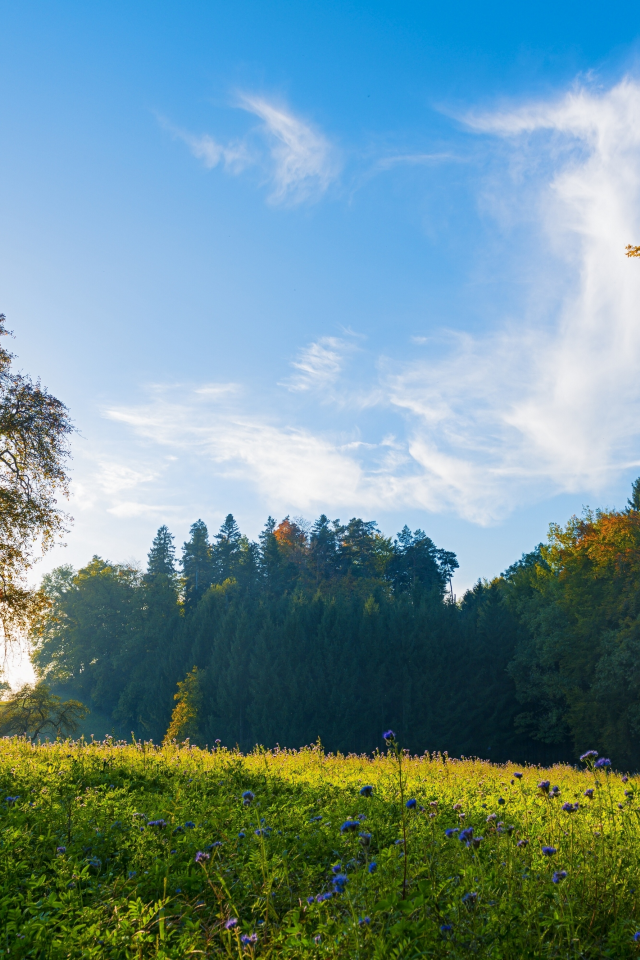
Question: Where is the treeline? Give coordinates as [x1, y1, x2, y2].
[30, 482, 640, 767]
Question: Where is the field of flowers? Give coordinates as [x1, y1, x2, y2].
[0, 734, 639, 958]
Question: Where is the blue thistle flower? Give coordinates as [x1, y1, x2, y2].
[382, 729, 395, 742]
[359, 916, 371, 925]
[307, 896, 314, 904]
[4, 796, 19, 805]
[184, 821, 195, 829]
[238, 831, 246, 839]
[552, 870, 567, 883]
[360, 785, 373, 797]
[406, 798, 417, 809]
[368, 861, 377, 873]
[242, 790, 254, 805]
[561, 802, 578, 813]
[225, 918, 238, 929]
[147, 819, 167, 828]
[595, 758, 611, 769]
[462, 892, 478, 905]
[580, 750, 598, 762]
[541, 846, 557, 856]
[194, 851, 210, 863]
[440, 924, 453, 934]
[498, 797, 505, 805]
[240, 933, 258, 945]
[340, 819, 360, 833]
[584, 788, 594, 798]
[513, 772, 523, 779]
[459, 827, 474, 844]
[56, 846, 66, 854]
[332, 873, 348, 893]
[445, 828, 459, 838]
[538, 780, 551, 793]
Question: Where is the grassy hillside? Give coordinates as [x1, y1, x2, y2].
[0, 737, 638, 958]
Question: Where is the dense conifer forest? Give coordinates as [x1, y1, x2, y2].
[28, 480, 640, 767]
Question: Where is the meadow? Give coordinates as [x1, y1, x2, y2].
[1, 736, 639, 959]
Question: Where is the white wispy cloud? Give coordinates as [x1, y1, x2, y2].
[283, 336, 355, 393]
[132, 79, 640, 524]
[162, 95, 339, 205]
[238, 94, 340, 204]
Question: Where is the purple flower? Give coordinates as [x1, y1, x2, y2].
[238, 831, 246, 839]
[580, 750, 598, 762]
[406, 798, 417, 810]
[513, 772, 523, 779]
[56, 846, 66, 854]
[4, 796, 19, 805]
[359, 916, 371, 926]
[147, 819, 167, 828]
[595, 758, 611, 769]
[195, 851, 210, 863]
[459, 827, 474, 844]
[368, 861, 377, 873]
[445, 828, 459, 838]
[517, 839, 529, 848]
[240, 933, 258, 946]
[359, 832, 372, 846]
[225, 918, 238, 930]
[360, 785, 373, 797]
[584, 788, 594, 799]
[316, 892, 333, 902]
[561, 802, 577, 813]
[440, 924, 453, 934]
[462, 892, 478, 905]
[541, 846, 557, 856]
[184, 821, 195, 829]
[340, 820, 360, 833]
[242, 791, 254, 805]
[497, 797, 505, 805]
[307, 896, 314, 904]
[552, 870, 567, 883]
[383, 729, 395, 742]
[332, 873, 348, 893]
[538, 781, 550, 793]
[622, 775, 629, 783]
[634, 932, 640, 942]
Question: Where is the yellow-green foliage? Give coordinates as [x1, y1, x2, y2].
[0, 737, 639, 957]
[163, 667, 202, 745]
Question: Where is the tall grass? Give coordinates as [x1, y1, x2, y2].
[0, 736, 639, 957]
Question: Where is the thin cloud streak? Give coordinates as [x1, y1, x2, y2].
[161, 94, 340, 205]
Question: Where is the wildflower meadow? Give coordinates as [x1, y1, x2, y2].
[1, 734, 640, 958]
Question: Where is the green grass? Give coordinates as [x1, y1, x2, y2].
[1, 737, 639, 958]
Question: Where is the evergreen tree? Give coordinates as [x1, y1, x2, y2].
[182, 520, 213, 608]
[146, 525, 177, 579]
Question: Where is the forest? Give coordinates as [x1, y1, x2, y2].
[26, 478, 640, 769]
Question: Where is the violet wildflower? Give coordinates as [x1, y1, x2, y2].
[445, 828, 459, 838]
[541, 846, 557, 856]
[316, 892, 332, 902]
[440, 924, 453, 934]
[4, 796, 19, 805]
[622, 775, 629, 783]
[634, 932, 640, 942]
[359, 916, 371, 926]
[406, 798, 417, 810]
[459, 827, 474, 844]
[238, 831, 245, 839]
[580, 750, 598, 762]
[383, 729, 395, 742]
[498, 797, 505, 805]
[359, 832, 372, 847]
[487, 814, 497, 822]
[242, 791, 254, 805]
[538, 780, 550, 793]
[195, 851, 210, 863]
[240, 933, 258, 946]
[340, 819, 360, 833]
[595, 758, 611, 769]
[561, 802, 577, 813]
[552, 870, 567, 883]
[513, 772, 523, 779]
[360, 785, 373, 797]
[462, 892, 478, 905]
[307, 896, 314, 904]
[368, 861, 377, 873]
[517, 839, 529, 848]
[225, 918, 238, 930]
[56, 846, 66, 854]
[332, 873, 348, 893]
[184, 821, 195, 829]
[584, 788, 594, 799]
[147, 819, 167, 828]
[314, 935, 322, 944]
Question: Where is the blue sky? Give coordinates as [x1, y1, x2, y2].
[3, 0, 640, 597]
